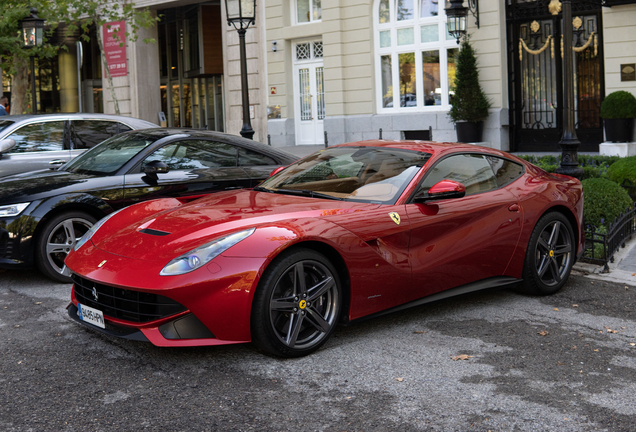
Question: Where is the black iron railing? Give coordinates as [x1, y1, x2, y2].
[582, 202, 636, 272]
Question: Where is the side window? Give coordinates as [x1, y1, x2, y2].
[117, 123, 132, 133]
[486, 156, 525, 187]
[238, 147, 277, 166]
[419, 154, 498, 196]
[71, 120, 121, 149]
[142, 140, 237, 171]
[7, 121, 65, 153]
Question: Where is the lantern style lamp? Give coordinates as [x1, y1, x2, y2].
[225, 0, 256, 139]
[445, 0, 479, 43]
[19, 8, 45, 114]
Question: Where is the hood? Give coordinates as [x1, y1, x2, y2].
[92, 190, 378, 262]
[0, 169, 98, 204]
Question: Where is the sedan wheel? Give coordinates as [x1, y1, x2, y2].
[251, 248, 341, 357]
[521, 212, 574, 295]
[36, 212, 97, 283]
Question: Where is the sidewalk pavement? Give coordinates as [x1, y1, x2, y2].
[574, 235, 636, 287]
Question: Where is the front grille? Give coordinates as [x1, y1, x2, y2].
[72, 274, 187, 323]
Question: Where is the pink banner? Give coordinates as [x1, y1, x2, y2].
[102, 21, 128, 77]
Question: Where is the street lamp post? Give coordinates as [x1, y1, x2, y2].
[19, 8, 45, 115]
[225, 0, 256, 140]
[554, 0, 584, 179]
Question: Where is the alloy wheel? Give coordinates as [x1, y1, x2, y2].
[534, 220, 573, 287]
[46, 217, 93, 275]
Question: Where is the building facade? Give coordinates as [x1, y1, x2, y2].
[265, 0, 636, 152]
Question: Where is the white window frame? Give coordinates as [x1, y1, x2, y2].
[293, 0, 322, 25]
[374, 0, 459, 114]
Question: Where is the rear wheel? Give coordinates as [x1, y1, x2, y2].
[520, 212, 574, 295]
[251, 248, 341, 358]
[36, 211, 96, 283]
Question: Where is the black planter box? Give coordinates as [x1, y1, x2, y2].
[456, 121, 484, 143]
[604, 118, 635, 143]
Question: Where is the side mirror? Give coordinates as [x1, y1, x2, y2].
[0, 138, 16, 154]
[144, 160, 169, 175]
[414, 179, 466, 202]
[269, 166, 286, 178]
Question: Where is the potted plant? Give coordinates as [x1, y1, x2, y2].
[600, 91, 636, 143]
[448, 36, 492, 143]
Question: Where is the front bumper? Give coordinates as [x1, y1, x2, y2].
[65, 242, 268, 346]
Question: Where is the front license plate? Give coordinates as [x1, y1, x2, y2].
[77, 303, 105, 329]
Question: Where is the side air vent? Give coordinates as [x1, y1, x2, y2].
[139, 228, 171, 236]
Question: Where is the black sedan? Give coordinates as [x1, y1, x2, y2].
[0, 129, 297, 282]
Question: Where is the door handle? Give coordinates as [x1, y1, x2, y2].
[310, 94, 313, 120]
[508, 203, 520, 212]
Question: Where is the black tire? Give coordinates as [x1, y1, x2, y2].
[35, 211, 97, 283]
[520, 212, 575, 295]
[251, 248, 342, 358]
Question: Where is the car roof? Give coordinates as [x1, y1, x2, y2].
[120, 128, 298, 163]
[0, 113, 156, 128]
[333, 140, 521, 161]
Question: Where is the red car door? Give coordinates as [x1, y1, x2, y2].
[405, 153, 524, 300]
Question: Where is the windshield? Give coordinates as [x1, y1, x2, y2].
[0, 120, 15, 134]
[63, 132, 158, 175]
[258, 146, 431, 203]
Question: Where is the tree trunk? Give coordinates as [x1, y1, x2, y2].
[10, 55, 30, 115]
[95, 21, 120, 115]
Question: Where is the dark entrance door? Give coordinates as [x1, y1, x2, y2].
[506, 0, 604, 152]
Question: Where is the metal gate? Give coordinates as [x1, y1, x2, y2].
[506, 0, 604, 152]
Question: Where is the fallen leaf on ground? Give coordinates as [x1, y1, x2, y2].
[395, 378, 404, 382]
[538, 330, 549, 336]
[557, 361, 565, 365]
[632, 273, 636, 276]
[630, 343, 635, 347]
[594, 349, 599, 352]
[413, 331, 427, 334]
[452, 354, 473, 361]
[572, 304, 579, 307]
[626, 286, 630, 290]
[605, 327, 619, 333]
[554, 308, 559, 311]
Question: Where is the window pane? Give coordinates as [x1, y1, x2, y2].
[238, 147, 277, 166]
[379, 0, 391, 23]
[297, 0, 310, 23]
[448, 48, 459, 104]
[420, 24, 438, 42]
[380, 30, 391, 48]
[71, 120, 120, 149]
[486, 156, 525, 187]
[381, 55, 393, 108]
[397, 0, 414, 21]
[397, 27, 414, 45]
[422, 51, 440, 106]
[399, 53, 416, 107]
[420, 154, 497, 196]
[313, 0, 321, 21]
[8, 121, 65, 153]
[144, 140, 237, 171]
[420, 0, 439, 17]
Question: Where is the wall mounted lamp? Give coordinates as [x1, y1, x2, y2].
[272, 40, 277, 52]
[445, 0, 480, 43]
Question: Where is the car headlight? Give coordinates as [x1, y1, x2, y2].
[160, 228, 256, 276]
[0, 203, 30, 217]
[74, 208, 125, 252]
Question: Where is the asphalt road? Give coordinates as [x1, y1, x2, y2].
[1, 268, 636, 432]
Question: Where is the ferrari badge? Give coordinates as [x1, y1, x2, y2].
[389, 212, 401, 225]
[299, 300, 307, 309]
[98, 260, 107, 268]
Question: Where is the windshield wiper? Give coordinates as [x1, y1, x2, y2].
[274, 188, 343, 201]
[253, 186, 274, 193]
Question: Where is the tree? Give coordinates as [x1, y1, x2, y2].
[448, 36, 491, 124]
[0, 1, 62, 114]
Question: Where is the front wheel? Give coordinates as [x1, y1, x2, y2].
[36, 211, 97, 283]
[251, 248, 342, 358]
[520, 212, 575, 295]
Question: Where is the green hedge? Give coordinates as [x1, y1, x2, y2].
[517, 155, 620, 179]
[581, 178, 633, 229]
[600, 91, 636, 119]
[607, 155, 636, 185]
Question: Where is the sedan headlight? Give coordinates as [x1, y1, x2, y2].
[160, 228, 256, 276]
[0, 202, 30, 217]
[74, 208, 125, 252]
